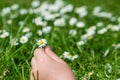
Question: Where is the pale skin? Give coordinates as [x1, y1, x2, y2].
[30, 46, 76, 80]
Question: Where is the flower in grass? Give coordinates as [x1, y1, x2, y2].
[55, 0, 64, 9]
[63, 51, 72, 60]
[1, 7, 11, 16]
[33, 17, 47, 26]
[10, 38, 19, 46]
[3, 69, 9, 76]
[11, 4, 19, 10]
[76, 21, 85, 28]
[7, 19, 12, 25]
[60, 4, 73, 14]
[96, 22, 104, 27]
[93, 6, 102, 16]
[106, 64, 112, 73]
[69, 29, 77, 36]
[25, 32, 32, 38]
[107, 24, 120, 32]
[80, 77, 87, 80]
[88, 71, 94, 78]
[100, 12, 112, 19]
[86, 26, 96, 36]
[77, 40, 85, 46]
[18, 21, 24, 26]
[22, 27, 30, 33]
[75, 6, 88, 18]
[44, 13, 55, 21]
[47, 4, 60, 12]
[81, 33, 93, 41]
[42, 26, 52, 34]
[37, 30, 43, 36]
[71, 55, 79, 61]
[112, 43, 120, 49]
[19, 9, 28, 15]
[54, 18, 66, 27]
[97, 28, 108, 34]
[118, 17, 120, 23]
[0, 31, 9, 38]
[20, 36, 28, 44]
[110, 16, 117, 22]
[31, 0, 40, 8]
[69, 17, 77, 26]
[117, 78, 120, 80]
[37, 39, 47, 48]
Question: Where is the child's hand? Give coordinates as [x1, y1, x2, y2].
[30, 46, 76, 80]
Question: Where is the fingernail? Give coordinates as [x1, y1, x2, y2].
[46, 46, 51, 50]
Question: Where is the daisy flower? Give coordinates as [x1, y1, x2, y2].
[71, 55, 79, 61]
[7, 19, 12, 25]
[77, 40, 85, 46]
[69, 29, 77, 36]
[60, 4, 73, 14]
[112, 43, 120, 49]
[33, 17, 47, 26]
[11, 4, 19, 10]
[0, 31, 9, 38]
[76, 21, 85, 28]
[37, 39, 47, 48]
[22, 27, 30, 33]
[37, 30, 43, 36]
[107, 25, 120, 32]
[106, 64, 112, 73]
[86, 26, 96, 36]
[88, 71, 94, 77]
[96, 22, 104, 27]
[20, 36, 28, 44]
[75, 6, 88, 18]
[42, 26, 52, 34]
[19, 9, 28, 15]
[118, 17, 120, 23]
[54, 18, 66, 27]
[69, 17, 77, 26]
[1, 7, 11, 16]
[31, 0, 40, 8]
[10, 38, 19, 46]
[117, 78, 120, 80]
[25, 32, 32, 38]
[63, 51, 72, 60]
[80, 77, 87, 80]
[98, 28, 108, 34]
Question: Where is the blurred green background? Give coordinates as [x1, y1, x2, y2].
[0, 0, 120, 16]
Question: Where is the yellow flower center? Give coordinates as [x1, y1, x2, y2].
[88, 71, 93, 77]
[81, 78, 86, 80]
[39, 40, 44, 45]
[2, 33, 7, 36]
[22, 38, 25, 41]
[72, 56, 75, 59]
[66, 53, 70, 56]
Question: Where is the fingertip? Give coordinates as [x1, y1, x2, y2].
[34, 48, 44, 56]
[45, 46, 52, 51]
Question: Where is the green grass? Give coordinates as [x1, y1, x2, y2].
[0, 0, 120, 80]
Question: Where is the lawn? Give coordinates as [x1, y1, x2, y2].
[0, 0, 120, 80]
